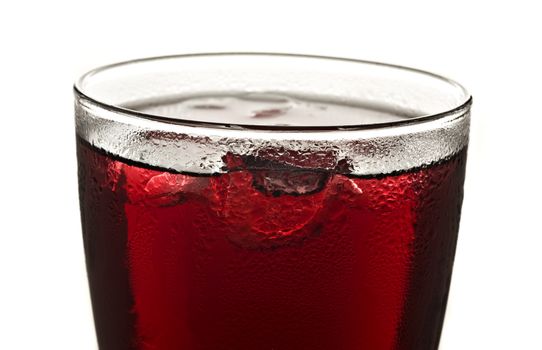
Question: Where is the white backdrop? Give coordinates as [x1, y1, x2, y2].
[1, 1, 540, 349]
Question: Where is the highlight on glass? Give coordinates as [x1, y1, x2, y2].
[75, 53, 471, 350]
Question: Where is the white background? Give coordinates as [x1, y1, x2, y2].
[1, 1, 540, 349]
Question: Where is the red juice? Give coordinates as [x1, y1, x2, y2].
[77, 137, 466, 350]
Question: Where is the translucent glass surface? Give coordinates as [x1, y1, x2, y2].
[75, 53, 471, 175]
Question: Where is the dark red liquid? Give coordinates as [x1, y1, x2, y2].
[77, 138, 466, 350]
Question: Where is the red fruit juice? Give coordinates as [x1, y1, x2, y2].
[77, 136, 466, 350]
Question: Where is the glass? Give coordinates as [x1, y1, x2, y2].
[74, 53, 471, 350]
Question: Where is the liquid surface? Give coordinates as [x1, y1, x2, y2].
[78, 138, 466, 350]
[123, 92, 416, 127]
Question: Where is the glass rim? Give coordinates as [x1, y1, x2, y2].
[74, 52, 472, 132]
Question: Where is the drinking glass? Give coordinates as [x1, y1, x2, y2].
[75, 53, 471, 350]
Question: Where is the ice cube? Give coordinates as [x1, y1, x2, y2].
[221, 152, 335, 196]
[209, 171, 328, 249]
[251, 170, 329, 196]
[122, 164, 206, 207]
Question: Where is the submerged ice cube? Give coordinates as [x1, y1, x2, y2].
[251, 170, 329, 196]
[207, 169, 329, 249]
[122, 164, 207, 207]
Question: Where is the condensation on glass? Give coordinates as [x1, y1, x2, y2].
[75, 53, 470, 177]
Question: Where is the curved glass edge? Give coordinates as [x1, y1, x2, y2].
[74, 52, 472, 132]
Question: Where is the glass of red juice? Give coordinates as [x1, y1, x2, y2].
[74, 53, 471, 350]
